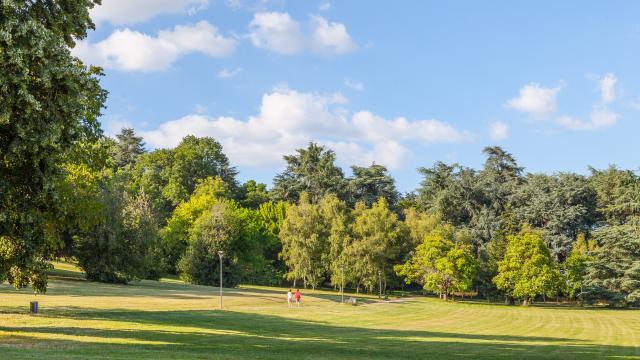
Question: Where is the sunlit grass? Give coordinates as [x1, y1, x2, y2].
[1, 262, 639, 359]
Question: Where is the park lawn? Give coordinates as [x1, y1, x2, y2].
[1, 263, 639, 359]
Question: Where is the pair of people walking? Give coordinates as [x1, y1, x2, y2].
[287, 288, 301, 307]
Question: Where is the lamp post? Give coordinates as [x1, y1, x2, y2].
[217, 250, 225, 310]
[340, 264, 344, 303]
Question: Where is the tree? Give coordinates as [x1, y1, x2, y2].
[589, 166, 640, 225]
[493, 225, 560, 305]
[279, 193, 328, 289]
[178, 201, 261, 286]
[160, 177, 233, 273]
[348, 164, 400, 208]
[563, 233, 596, 302]
[0, 0, 106, 292]
[112, 128, 145, 169]
[319, 194, 353, 288]
[511, 173, 597, 262]
[395, 224, 477, 300]
[583, 219, 640, 307]
[403, 208, 440, 249]
[130, 149, 174, 222]
[272, 142, 346, 203]
[75, 177, 159, 283]
[164, 136, 238, 206]
[239, 180, 270, 209]
[347, 198, 405, 296]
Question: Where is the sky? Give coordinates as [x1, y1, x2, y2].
[75, 0, 640, 193]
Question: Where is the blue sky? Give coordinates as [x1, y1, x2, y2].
[77, 0, 640, 193]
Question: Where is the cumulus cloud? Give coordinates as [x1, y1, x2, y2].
[248, 12, 304, 54]
[506, 83, 562, 117]
[598, 73, 617, 104]
[489, 121, 508, 140]
[73, 21, 236, 71]
[140, 89, 471, 169]
[217, 67, 243, 79]
[91, 0, 209, 25]
[248, 12, 356, 55]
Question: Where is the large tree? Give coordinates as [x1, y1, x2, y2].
[272, 142, 346, 203]
[395, 223, 477, 300]
[112, 128, 145, 169]
[511, 173, 597, 261]
[279, 193, 328, 289]
[493, 225, 560, 305]
[348, 164, 400, 208]
[0, 0, 106, 292]
[583, 219, 640, 307]
[347, 198, 406, 296]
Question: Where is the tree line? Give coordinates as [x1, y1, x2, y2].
[1, 1, 638, 308]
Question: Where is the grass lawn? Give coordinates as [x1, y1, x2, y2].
[1, 262, 639, 359]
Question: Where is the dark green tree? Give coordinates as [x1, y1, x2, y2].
[272, 142, 346, 203]
[0, 0, 105, 292]
[348, 163, 400, 208]
[113, 128, 145, 169]
[583, 219, 640, 307]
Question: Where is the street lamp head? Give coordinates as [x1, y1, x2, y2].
[217, 250, 225, 258]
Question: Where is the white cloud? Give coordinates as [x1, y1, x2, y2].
[73, 21, 236, 71]
[318, 2, 332, 11]
[248, 12, 304, 54]
[351, 111, 470, 144]
[506, 83, 562, 117]
[489, 121, 508, 140]
[140, 89, 470, 169]
[91, 0, 208, 25]
[217, 67, 244, 79]
[556, 108, 618, 131]
[598, 73, 617, 103]
[248, 12, 356, 55]
[309, 15, 356, 54]
[344, 78, 364, 91]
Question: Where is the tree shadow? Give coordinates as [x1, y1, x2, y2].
[1, 308, 638, 359]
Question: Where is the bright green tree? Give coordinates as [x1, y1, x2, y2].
[493, 225, 560, 305]
[178, 201, 261, 286]
[563, 233, 596, 302]
[279, 193, 328, 289]
[160, 177, 232, 272]
[395, 224, 477, 300]
[347, 198, 405, 296]
[319, 194, 353, 288]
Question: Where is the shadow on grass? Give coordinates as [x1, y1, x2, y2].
[1, 308, 639, 359]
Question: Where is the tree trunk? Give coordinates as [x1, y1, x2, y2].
[522, 297, 529, 306]
[293, 278, 297, 288]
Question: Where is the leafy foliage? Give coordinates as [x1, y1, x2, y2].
[493, 225, 560, 305]
[0, 0, 106, 292]
[396, 224, 477, 300]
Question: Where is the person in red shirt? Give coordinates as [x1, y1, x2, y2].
[295, 288, 301, 307]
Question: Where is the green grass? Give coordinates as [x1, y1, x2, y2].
[1, 263, 639, 359]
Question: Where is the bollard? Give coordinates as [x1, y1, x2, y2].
[30, 301, 39, 314]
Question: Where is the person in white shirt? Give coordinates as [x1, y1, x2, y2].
[287, 289, 293, 308]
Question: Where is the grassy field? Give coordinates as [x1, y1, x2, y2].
[1, 263, 639, 359]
